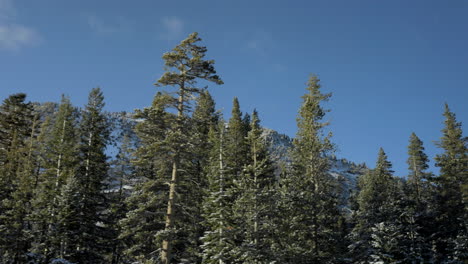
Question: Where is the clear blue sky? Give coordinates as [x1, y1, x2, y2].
[1, 0, 467, 176]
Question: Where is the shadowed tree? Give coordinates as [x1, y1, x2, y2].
[432, 104, 467, 263]
[350, 148, 404, 263]
[0, 93, 38, 263]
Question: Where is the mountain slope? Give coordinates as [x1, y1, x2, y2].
[261, 128, 368, 203]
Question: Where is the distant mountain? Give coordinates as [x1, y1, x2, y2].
[261, 128, 368, 204]
[56, 108, 367, 203]
[261, 128, 293, 164]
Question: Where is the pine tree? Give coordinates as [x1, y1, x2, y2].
[58, 88, 110, 263]
[0, 94, 35, 202]
[154, 32, 223, 263]
[219, 97, 251, 261]
[350, 148, 402, 263]
[201, 121, 238, 264]
[106, 112, 137, 264]
[407, 132, 431, 203]
[0, 93, 38, 263]
[190, 90, 220, 259]
[232, 110, 276, 263]
[201, 99, 252, 263]
[225, 97, 249, 179]
[432, 104, 467, 263]
[278, 75, 342, 263]
[118, 93, 173, 263]
[192, 90, 219, 171]
[1, 118, 40, 264]
[30, 95, 79, 260]
[401, 132, 433, 262]
[242, 112, 251, 139]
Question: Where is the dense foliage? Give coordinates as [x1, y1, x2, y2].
[0, 33, 466, 264]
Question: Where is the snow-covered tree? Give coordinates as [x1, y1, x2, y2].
[154, 32, 223, 264]
[30, 96, 79, 260]
[118, 92, 173, 263]
[232, 110, 277, 263]
[58, 88, 110, 263]
[349, 148, 401, 263]
[201, 121, 239, 264]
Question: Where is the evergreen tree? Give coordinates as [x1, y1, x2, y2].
[106, 112, 137, 264]
[192, 90, 219, 171]
[407, 132, 432, 201]
[432, 104, 467, 263]
[278, 75, 342, 263]
[401, 132, 433, 262]
[201, 100, 252, 263]
[0, 94, 35, 202]
[201, 121, 239, 264]
[58, 88, 110, 263]
[154, 32, 223, 263]
[0, 93, 38, 263]
[1, 117, 40, 264]
[189, 90, 220, 260]
[232, 110, 276, 263]
[221, 97, 251, 261]
[225, 97, 249, 179]
[350, 148, 402, 263]
[242, 112, 251, 139]
[30, 95, 79, 260]
[119, 93, 174, 263]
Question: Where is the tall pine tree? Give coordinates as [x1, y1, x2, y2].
[58, 88, 110, 263]
[350, 148, 403, 263]
[225, 97, 249, 179]
[0, 94, 35, 204]
[232, 110, 276, 263]
[119, 92, 174, 263]
[30, 95, 79, 261]
[201, 98, 252, 263]
[401, 132, 433, 262]
[201, 121, 239, 264]
[154, 32, 223, 263]
[278, 75, 343, 263]
[407, 132, 431, 203]
[0, 93, 38, 263]
[433, 104, 467, 263]
[189, 90, 220, 260]
[106, 112, 137, 264]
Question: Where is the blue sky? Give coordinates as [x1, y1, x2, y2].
[1, 0, 467, 176]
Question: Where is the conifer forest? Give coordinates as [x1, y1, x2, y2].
[0, 33, 466, 264]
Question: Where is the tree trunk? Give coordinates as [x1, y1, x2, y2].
[219, 128, 224, 264]
[161, 88, 185, 264]
[253, 141, 258, 246]
[412, 157, 421, 203]
[162, 158, 178, 264]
